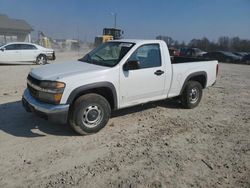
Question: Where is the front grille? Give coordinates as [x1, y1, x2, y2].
[52, 52, 56, 60]
[27, 74, 41, 86]
[27, 84, 39, 99]
[27, 75, 40, 100]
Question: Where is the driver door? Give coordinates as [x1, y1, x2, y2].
[0, 44, 22, 62]
[119, 44, 166, 108]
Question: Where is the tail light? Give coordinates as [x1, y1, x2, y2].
[216, 64, 219, 77]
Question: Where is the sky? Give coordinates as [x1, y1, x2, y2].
[0, 0, 250, 43]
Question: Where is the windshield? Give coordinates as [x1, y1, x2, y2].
[79, 42, 135, 67]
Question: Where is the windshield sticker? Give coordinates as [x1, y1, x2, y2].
[119, 43, 133, 47]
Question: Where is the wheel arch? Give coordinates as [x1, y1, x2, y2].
[66, 82, 118, 110]
[36, 53, 47, 59]
[180, 71, 207, 95]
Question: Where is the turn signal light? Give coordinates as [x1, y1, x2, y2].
[54, 93, 63, 104]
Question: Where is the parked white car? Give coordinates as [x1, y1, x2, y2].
[0, 42, 55, 65]
[22, 40, 218, 135]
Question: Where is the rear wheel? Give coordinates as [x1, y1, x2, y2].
[181, 81, 203, 109]
[69, 93, 111, 135]
[36, 54, 47, 65]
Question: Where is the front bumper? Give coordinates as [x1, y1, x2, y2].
[46, 52, 56, 60]
[22, 89, 69, 124]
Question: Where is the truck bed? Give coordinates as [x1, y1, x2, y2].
[167, 59, 218, 98]
[171, 56, 209, 64]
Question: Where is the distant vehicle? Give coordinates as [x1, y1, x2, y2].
[168, 47, 180, 56]
[179, 48, 206, 57]
[94, 28, 123, 47]
[38, 31, 52, 48]
[202, 51, 241, 63]
[22, 39, 218, 135]
[241, 54, 250, 65]
[0, 42, 55, 65]
[233, 52, 248, 57]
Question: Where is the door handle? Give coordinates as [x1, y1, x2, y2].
[154, 70, 164, 76]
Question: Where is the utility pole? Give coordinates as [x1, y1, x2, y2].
[111, 12, 117, 28]
[76, 24, 80, 57]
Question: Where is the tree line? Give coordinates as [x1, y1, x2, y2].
[156, 36, 250, 52]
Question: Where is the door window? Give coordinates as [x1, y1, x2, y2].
[128, 44, 161, 69]
[20, 44, 37, 50]
[5, 44, 19, 50]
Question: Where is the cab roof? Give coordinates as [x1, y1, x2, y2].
[112, 39, 164, 45]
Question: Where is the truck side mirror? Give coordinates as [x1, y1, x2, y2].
[123, 60, 140, 71]
[0, 48, 5, 52]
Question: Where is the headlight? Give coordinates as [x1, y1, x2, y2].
[27, 74, 66, 104]
[38, 81, 65, 104]
[39, 81, 65, 89]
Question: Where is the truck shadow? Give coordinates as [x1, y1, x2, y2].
[0, 101, 77, 137]
[0, 99, 181, 138]
[112, 99, 182, 118]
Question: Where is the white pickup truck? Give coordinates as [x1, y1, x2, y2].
[22, 40, 218, 135]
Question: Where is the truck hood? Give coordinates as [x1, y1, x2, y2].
[30, 61, 109, 80]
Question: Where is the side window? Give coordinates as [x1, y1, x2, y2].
[31, 45, 37, 49]
[20, 44, 37, 50]
[5, 44, 18, 50]
[5, 44, 25, 50]
[128, 44, 161, 69]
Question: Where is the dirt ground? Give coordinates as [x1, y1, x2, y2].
[0, 52, 249, 188]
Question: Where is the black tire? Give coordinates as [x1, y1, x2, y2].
[36, 54, 47, 65]
[69, 93, 111, 135]
[181, 81, 203, 109]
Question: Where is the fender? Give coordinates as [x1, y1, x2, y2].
[66, 82, 118, 109]
[180, 71, 207, 95]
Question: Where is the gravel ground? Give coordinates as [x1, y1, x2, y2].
[0, 54, 249, 188]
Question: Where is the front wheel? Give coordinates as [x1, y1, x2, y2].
[36, 54, 47, 65]
[69, 94, 111, 135]
[181, 81, 203, 109]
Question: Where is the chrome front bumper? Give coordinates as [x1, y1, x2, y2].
[22, 89, 69, 124]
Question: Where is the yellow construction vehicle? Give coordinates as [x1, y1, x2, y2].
[94, 35, 113, 47]
[94, 28, 123, 46]
[38, 31, 52, 48]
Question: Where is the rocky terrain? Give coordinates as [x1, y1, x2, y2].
[0, 54, 249, 188]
